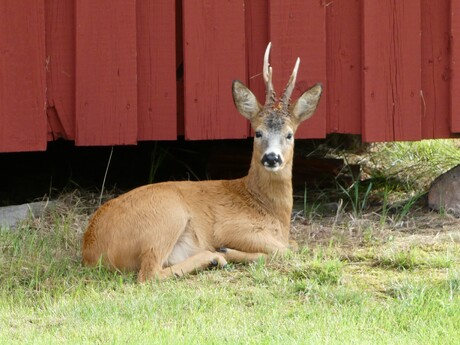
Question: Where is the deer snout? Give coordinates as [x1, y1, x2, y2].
[261, 152, 283, 169]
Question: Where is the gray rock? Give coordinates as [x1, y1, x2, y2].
[0, 201, 54, 229]
[428, 165, 460, 216]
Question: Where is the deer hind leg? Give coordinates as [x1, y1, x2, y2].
[137, 248, 164, 282]
[138, 250, 228, 282]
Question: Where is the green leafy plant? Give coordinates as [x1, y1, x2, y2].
[337, 173, 373, 219]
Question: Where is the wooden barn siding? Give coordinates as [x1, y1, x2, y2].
[363, 0, 422, 142]
[75, 0, 138, 146]
[0, 1, 47, 152]
[0, 0, 458, 152]
[268, 0, 327, 139]
[182, 0, 248, 140]
[45, 0, 75, 141]
[452, 0, 460, 132]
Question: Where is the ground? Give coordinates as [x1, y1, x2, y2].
[1, 139, 460, 344]
[1, 189, 458, 344]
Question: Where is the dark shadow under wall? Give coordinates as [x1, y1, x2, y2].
[0, 139, 252, 206]
[0, 136, 353, 206]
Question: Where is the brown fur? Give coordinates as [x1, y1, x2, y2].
[82, 45, 322, 281]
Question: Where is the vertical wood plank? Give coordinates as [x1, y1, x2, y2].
[245, 0, 269, 137]
[0, 0, 46, 152]
[75, 0, 137, 146]
[182, 0, 247, 140]
[451, 1, 460, 132]
[421, 0, 451, 139]
[268, 0, 327, 139]
[326, 0, 362, 135]
[45, 0, 75, 140]
[176, 0, 185, 137]
[245, 0, 269, 105]
[137, 0, 177, 141]
[362, 1, 422, 142]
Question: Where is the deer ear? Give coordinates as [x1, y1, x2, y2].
[290, 83, 322, 123]
[232, 80, 262, 120]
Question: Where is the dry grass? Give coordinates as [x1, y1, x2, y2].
[291, 205, 460, 247]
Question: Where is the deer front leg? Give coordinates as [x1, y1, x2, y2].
[217, 247, 268, 263]
[218, 231, 291, 264]
[289, 239, 299, 252]
[139, 250, 228, 282]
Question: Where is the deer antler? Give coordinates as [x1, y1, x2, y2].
[281, 57, 300, 106]
[263, 42, 275, 106]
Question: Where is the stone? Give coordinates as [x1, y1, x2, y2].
[0, 201, 54, 229]
[428, 165, 460, 216]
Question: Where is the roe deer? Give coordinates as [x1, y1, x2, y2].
[82, 43, 322, 281]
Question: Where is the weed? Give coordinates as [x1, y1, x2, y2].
[379, 185, 391, 226]
[368, 139, 460, 191]
[389, 192, 426, 226]
[99, 146, 114, 205]
[148, 142, 169, 183]
[337, 175, 373, 219]
[291, 258, 343, 287]
[302, 184, 323, 221]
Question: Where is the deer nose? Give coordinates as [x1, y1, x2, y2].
[261, 152, 282, 167]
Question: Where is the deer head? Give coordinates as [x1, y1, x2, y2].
[232, 43, 322, 173]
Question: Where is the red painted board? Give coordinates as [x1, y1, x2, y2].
[182, 0, 248, 140]
[326, 0, 361, 135]
[136, 0, 177, 141]
[362, 1, 422, 142]
[421, 0, 451, 139]
[0, 1, 47, 152]
[75, 0, 138, 146]
[268, 0, 327, 139]
[245, 0, 269, 137]
[245, 0, 269, 107]
[451, 1, 460, 133]
[45, 0, 75, 140]
[176, 0, 185, 137]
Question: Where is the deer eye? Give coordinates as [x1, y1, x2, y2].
[255, 131, 263, 138]
[286, 133, 293, 140]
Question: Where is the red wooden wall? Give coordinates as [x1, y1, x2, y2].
[0, 0, 458, 152]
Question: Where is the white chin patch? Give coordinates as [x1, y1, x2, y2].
[263, 164, 281, 172]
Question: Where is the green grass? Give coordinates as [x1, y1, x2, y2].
[315, 139, 460, 227]
[368, 139, 460, 191]
[2, 139, 460, 344]
[1, 206, 459, 345]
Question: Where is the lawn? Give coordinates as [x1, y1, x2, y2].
[1, 140, 460, 344]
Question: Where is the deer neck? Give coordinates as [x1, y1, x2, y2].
[244, 156, 293, 228]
